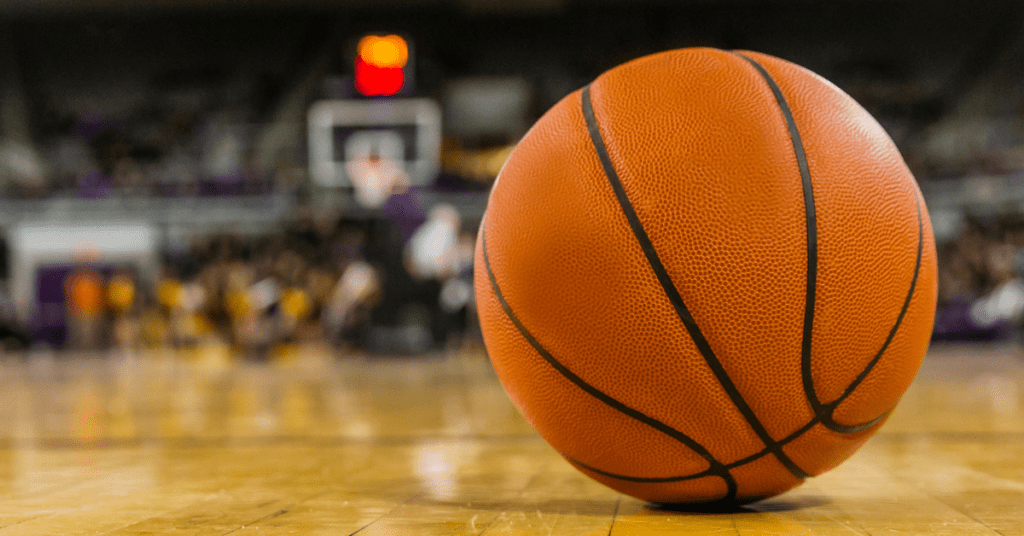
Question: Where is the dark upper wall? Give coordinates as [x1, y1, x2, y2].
[4, 0, 1023, 178]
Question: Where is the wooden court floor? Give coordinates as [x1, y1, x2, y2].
[0, 341, 1021, 535]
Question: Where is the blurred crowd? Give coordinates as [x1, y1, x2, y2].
[41, 212, 1024, 354]
[53, 210, 1024, 353]
[57, 195, 477, 358]
[935, 215, 1024, 340]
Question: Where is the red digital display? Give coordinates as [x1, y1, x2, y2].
[354, 57, 405, 96]
[355, 35, 409, 97]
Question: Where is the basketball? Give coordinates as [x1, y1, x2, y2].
[474, 48, 938, 504]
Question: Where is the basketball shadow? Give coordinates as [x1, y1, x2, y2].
[408, 491, 831, 517]
[746, 494, 832, 513]
[648, 500, 750, 514]
[361, 474, 831, 517]
[650, 493, 831, 515]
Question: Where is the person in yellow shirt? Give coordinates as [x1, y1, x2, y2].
[157, 271, 182, 313]
[107, 268, 139, 353]
[108, 270, 135, 315]
[279, 285, 310, 339]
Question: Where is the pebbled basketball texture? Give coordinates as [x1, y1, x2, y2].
[474, 48, 937, 505]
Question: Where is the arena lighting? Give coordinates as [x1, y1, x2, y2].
[355, 34, 409, 96]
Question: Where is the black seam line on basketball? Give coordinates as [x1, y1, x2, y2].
[561, 415, 819, 481]
[731, 52, 922, 436]
[580, 84, 810, 481]
[724, 417, 820, 470]
[561, 394, 875, 484]
[820, 198, 924, 433]
[563, 449, 738, 503]
[731, 52, 914, 437]
[572, 456, 737, 506]
[480, 228, 735, 497]
[730, 52, 823, 421]
[724, 398, 893, 471]
[558, 410, 821, 484]
[564, 454, 718, 484]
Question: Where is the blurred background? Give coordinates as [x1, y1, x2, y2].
[0, 0, 1022, 360]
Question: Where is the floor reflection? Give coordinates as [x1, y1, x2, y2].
[0, 342, 1018, 534]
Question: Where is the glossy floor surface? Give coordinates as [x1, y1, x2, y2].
[0, 341, 1021, 535]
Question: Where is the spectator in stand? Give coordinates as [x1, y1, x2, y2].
[438, 231, 478, 349]
[404, 204, 462, 348]
[279, 280, 311, 344]
[66, 245, 106, 350]
[176, 277, 209, 347]
[405, 204, 461, 282]
[108, 266, 140, 355]
[935, 216, 1024, 340]
[381, 167, 426, 243]
[323, 260, 380, 347]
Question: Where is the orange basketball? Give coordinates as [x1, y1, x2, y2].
[474, 48, 937, 504]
